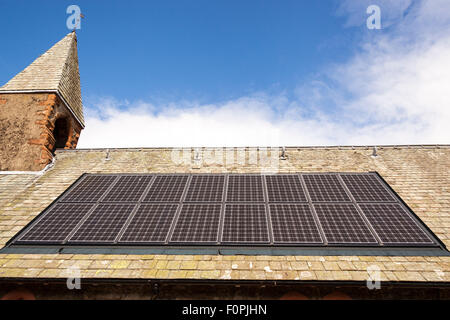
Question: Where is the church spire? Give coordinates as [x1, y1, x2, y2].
[0, 33, 84, 171]
[0, 32, 84, 126]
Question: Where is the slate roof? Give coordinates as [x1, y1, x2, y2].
[0, 146, 449, 283]
[0, 32, 84, 126]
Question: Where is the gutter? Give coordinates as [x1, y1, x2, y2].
[0, 277, 449, 288]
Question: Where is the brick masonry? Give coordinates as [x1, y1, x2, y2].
[0, 93, 82, 171]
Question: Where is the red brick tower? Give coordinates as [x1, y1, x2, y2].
[0, 32, 84, 171]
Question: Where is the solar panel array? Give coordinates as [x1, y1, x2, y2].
[12, 173, 438, 248]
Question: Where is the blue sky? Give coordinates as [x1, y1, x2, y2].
[1, 0, 449, 147]
[0, 0, 357, 103]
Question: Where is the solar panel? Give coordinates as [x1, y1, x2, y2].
[184, 175, 225, 202]
[119, 204, 178, 243]
[68, 204, 136, 243]
[265, 175, 307, 202]
[144, 175, 188, 202]
[15, 203, 94, 244]
[61, 175, 117, 203]
[9, 172, 441, 250]
[341, 174, 396, 202]
[314, 204, 378, 244]
[103, 175, 153, 202]
[269, 204, 323, 244]
[226, 175, 265, 202]
[303, 174, 351, 202]
[222, 204, 270, 243]
[359, 203, 434, 245]
[170, 204, 221, 243]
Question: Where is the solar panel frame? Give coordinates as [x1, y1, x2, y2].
[143, 175, 189, 203]
[67, 203, 137, 244]
[370, 172, 441, 247]
[221, 204, 270, 244]
[216, 175, 229, 245]
[60, 174, 119, 203]
[359, 203, 436, 246]
[184, 175, 226, 203]
[314, 203, 379, 245]
[118, 203, 179, 244]
[269, 204, 323, 245]
[169, 204, 222, 244]
[340, 173, 397, 203]
[303, 173, 351, 203]
[262, 175, 274, 244]
[226, 174, 265, 202]
[298, 174, 328, 244]
[14, 203, 95, 244]
[102, 175, 154, 202]
[265, 175, 308, 203]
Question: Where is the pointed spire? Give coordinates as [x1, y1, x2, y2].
[0, 32, 84, 126]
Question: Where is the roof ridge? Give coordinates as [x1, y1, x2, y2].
[54, 144, 450, 153]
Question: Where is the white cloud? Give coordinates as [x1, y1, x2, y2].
[78, 0, 450, 148]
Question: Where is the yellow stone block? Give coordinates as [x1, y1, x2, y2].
[168, 270, 188, 278]
[185, 270, 203, 279]
[89, 260, 112, 269]
[394, 271, 425, 281]
[141, 269, 158, 278]
[337, 261, 356, 271]
[307, 261, 324, 271]
[200, 270, 220, 279]
[180, 261, 198, 270]
[94, 269, 114, 277]
[0, 259, 9, 267]
[156, 270, 170, 278]
[269, 261, 282, 270]
[141, 260, 157, 269]
[38, 268, 64, 278]
[198, 261, 216, 270]
[322, 262, 340, 271]
[383, 262, 405, 271]
[155, 260, 168, 269]
[0, 268, 27, 277]
[231, 261, 251, 270]
[314, 271, 335, 281]
[111, 269, 135, 278]
[290, 261, 309, 271]
[109, 260, 131, 269]
[166, 260, 182, 269]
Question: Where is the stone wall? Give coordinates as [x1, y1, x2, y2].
[0, 93, 82, 171]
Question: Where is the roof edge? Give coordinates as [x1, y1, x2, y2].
[0, 277, 449, 287]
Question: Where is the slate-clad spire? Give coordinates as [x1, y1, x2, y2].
[0, 32, 84, 126]
[0, 33, 84, 171]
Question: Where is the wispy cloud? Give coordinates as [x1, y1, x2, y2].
[78, 0, 450, 148]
